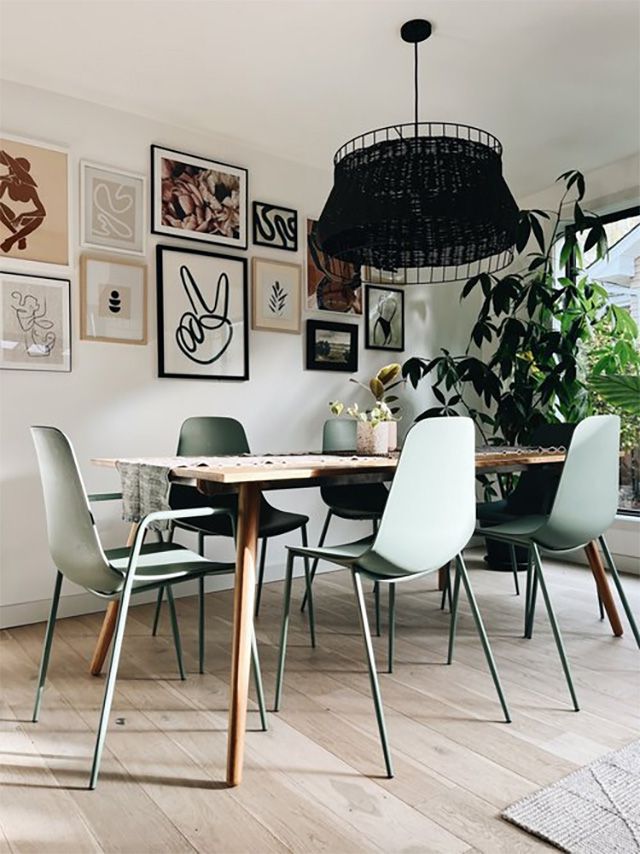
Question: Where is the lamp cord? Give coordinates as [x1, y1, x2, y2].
[414, 41, 419, 138]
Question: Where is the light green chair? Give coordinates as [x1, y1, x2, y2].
[30, 426, 267, 790]
[475, 415, 636, 712]
[274, 417, 511, 778]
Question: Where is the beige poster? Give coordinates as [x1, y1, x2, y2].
[0, 136, 69, 265]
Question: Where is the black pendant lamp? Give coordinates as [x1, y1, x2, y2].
[316, 19, 519, 284]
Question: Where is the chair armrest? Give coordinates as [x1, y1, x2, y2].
[88, 492, 123, 502]
[125, 507, 215, 576]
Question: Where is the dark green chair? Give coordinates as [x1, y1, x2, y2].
[275, 417, 510, 779]
[153, 417, 311, 670]
[30, 426, 267, 790]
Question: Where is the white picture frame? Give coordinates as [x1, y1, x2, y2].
[80, 160, 146, 256]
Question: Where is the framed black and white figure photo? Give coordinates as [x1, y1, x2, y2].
[252, 201, 298, 251]
[151, 145, 248, 250]
[306, 319, 358, 373]
[156, 245, 248, 381]
[365, 285, 405, 352]
[252, 257, 301, 334]
[0, 271, 71, 371]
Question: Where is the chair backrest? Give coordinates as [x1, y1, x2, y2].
[322, 418, 357, 453]
[30, 427, 120, 593]
[506, 422, 577, 515]
[535, 415, 620, 550]
[176, 416, 250, 456]
[363, 417, 475, 575]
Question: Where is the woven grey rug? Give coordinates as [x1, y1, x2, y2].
[502, 741, 640, 853]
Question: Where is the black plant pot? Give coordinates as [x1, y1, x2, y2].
[483, 537, 529, 571]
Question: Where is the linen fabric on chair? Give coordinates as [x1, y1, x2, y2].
[274, 417, 511, 779]
[30, 426, 267, 790]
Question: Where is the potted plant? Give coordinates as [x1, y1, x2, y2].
[329, 400, 392, 455]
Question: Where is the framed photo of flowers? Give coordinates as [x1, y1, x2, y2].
[365, 284, 405, 352]
[0, 271, 71, 371]
[156, 244, 248, 381]
[80, 254, 147, 345]
[251, 257, 301, 334]
[306, 319, 358, 373]
[151, 145, 248, 250]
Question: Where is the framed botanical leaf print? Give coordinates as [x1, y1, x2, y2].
[251, 257, 301, 333]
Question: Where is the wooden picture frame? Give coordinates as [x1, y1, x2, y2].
[252, 201, 298, 251]
[80, 253, 147, 344]
[364, 284, 405, 352]
[306, 319, 358, 372]
[251, 256, 301, 334]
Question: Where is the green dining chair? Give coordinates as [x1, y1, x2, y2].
[475, 414, 638, 714]
[152, 416, 311, 669]
[274, 417, 511, 778]
[30, 426, 267, 790]
[301, 418, 389, 635]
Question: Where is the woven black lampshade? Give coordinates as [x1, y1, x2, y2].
[316, 21, 519, 284]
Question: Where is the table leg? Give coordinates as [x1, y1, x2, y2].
[227, 482, 261, 787]
[584, 540, 623, 638]
[90, 522, 139, 676]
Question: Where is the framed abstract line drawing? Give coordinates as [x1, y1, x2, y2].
[306, 319, 358, 373]
[156, 244, 248, 381]
[251, 257, 301, 334]
[306, 218, 362, 315]
[151, 145, 248, 250]
[0, 271, 71, 371]
[252, 201, 298, 251]
[0, 135, 69, 266]
[80, 254, 147, 345]
[365, 284, 405, 352]
[80, 161, 146, 255]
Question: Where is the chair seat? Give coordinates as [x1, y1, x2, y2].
[287, 535, 374, 565]
[322, 483, 388, 520]
[476, 499, 513, 525]
[170, 485, 308, 538]
[476, 515, 549, 543]
[101, 542, 234, 593]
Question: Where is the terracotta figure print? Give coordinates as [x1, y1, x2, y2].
[0, 151, 46, 254]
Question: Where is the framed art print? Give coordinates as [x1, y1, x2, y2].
[252, 201, 297, 251]
[80, 161, 145, 255]
[365, 285, 405, 352]
[306, 218, 362, 314]
[157, 244, 248, 381]
[151, 145, 248, 250]
[306, 319, 358, 372]
[0, 135, 69, 266]
[80, 254, 147, 344]
[0, 271, 70, 371]
[251, 257, 301, 334]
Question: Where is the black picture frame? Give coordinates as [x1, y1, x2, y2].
[156, 244, 249, 381]
[306, 319, 358, 372]
[151, 144, 248, 250]
[364, 284, 405, 352]
[252, 201, 298, 251]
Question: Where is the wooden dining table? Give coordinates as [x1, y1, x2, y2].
[89, 447, 624, 787]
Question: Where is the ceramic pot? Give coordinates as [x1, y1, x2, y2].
[387, 420, 398, 452]
[356, 421, 389, 455]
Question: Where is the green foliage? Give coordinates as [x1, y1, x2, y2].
[402, 170, 640, 447]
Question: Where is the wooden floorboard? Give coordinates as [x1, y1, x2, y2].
[1, 551, 638, 853]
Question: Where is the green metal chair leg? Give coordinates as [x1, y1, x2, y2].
[457, 554, 511, 723]
[274, 551, 295, 711]
[597, 592, 605, 621]
[351, 571, 394, 778]
[599, 535, 640, 648]
[32, 571, 63, 723]
[374, 581, 381, 637]
[388, 583, 396, 673]
[531, 544, 579, 711]
[198, 575, 205, 674]
[250, 631, 268, 731]
[523, 549, 533, 637]
[447, 560, 462, 664]
[440, 561, 452, 611]
[509, 544, 520, 595]
[525, 564, 538, 639]
[302, 530, 316, 649]
[301, 510, 332, 612]
[254, 538, 267, 617]
[166, 586, 186, 681]
[151, 585, 164, 636]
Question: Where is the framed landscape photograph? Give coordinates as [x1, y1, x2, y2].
[0, 135, 69, 266]
[306, 319, 358, 372]
[306, 218, 362, 315]
[151, 145, 248, 250]
[80, 254, 147, 344]
[252, 257, 301, 334]
[252, 201, 297, 251]
[0, 271, 70, 371]
[156, 244, 248, 381]
[365, 284, 405, 352]
[80, 161, 145, 255]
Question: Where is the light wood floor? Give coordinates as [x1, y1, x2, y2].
[1, 552, 638, 854]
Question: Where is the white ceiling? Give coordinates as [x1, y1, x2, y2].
[1, 0, 638, 197]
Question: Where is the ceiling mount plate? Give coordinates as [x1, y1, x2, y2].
[400, 19, 432, 44]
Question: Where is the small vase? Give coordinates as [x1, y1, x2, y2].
[356, 421, 389, 455]
[387, 420, 398, 452]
